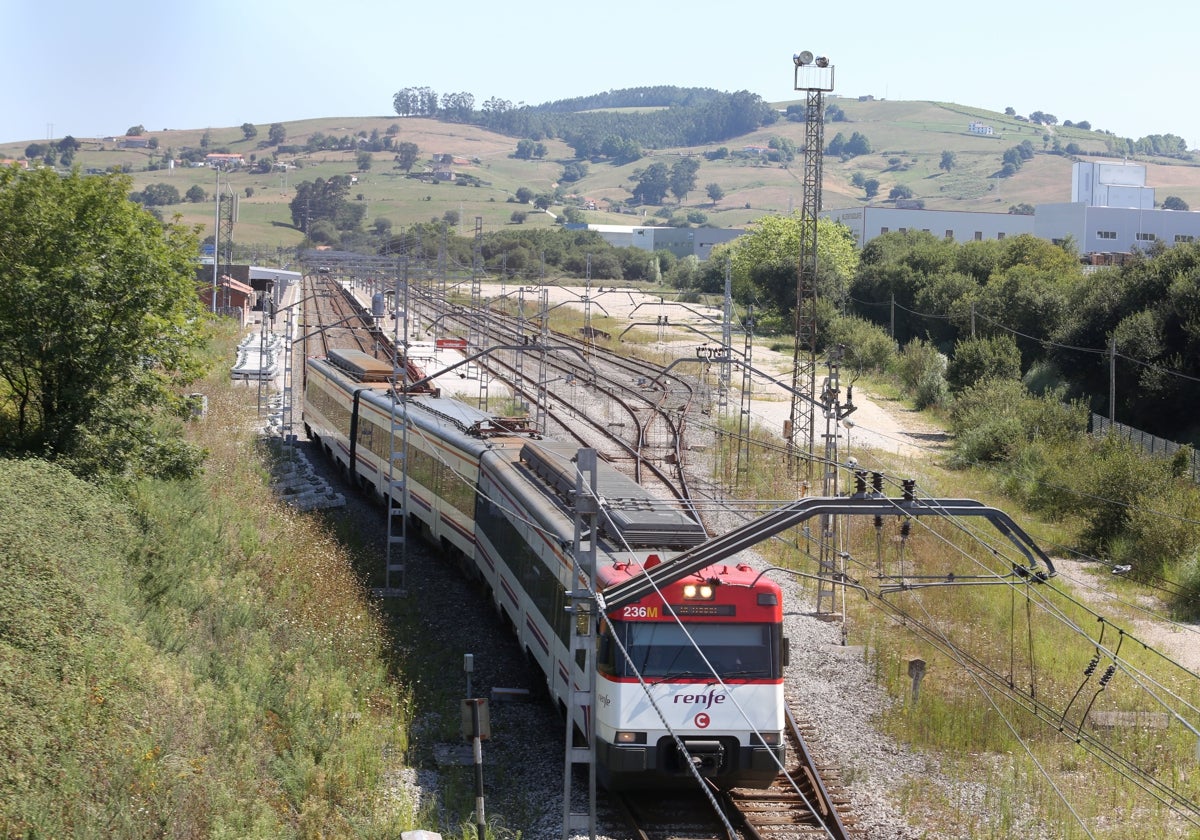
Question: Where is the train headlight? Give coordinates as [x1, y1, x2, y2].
[683, 583, 715, 600]
[753, 731, 782, 746]
[615, 731, 647, 745]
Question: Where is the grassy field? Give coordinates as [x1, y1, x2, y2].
[4, 100, 1200, 254]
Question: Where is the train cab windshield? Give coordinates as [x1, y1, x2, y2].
[599, 620, 782, 681]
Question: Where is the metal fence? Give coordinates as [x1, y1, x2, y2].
[1090, 413, 1200, 484]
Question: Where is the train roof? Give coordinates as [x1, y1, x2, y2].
[594, 558, 774, 590]
[327, 348, 394, 383]
[520, 440, 707, 549]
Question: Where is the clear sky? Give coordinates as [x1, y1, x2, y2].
[3, 0, 1195, 149]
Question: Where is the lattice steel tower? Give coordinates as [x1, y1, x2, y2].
[786, 52, 835, 482]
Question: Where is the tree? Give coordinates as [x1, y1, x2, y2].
[244, 186, 254, 198]
[863, 178, 880, 199]
[515, 139, 536, 160]
[185, 185, 207, 203]
[706, 182, 725, 205]
[561, 162, 588, 183]
[510, 211, 528, 224]
[268, 123, 287, 145]
[137, 183, 181, 206]
[1162, 195, 1190, 211]
[24, 143, 46, 160]
[373, 217, 393, 236]
[289, 175, 360, 231]
[241, 123, 258, 141]
[723, 215, 859, 316]
[126, 125, 145, 136]
[0, 167, 207, 476]
[631, 162, 670, 205]
[515, 187, 534, 204]
[1008, 203, 1036, 215]
[939, 150, 957, 172]
[200, 131, 211, 150]
[669, 157, 701, 202]
[1004, 106, 1016, 116]
[889, 184, 914, 200]
[393, 141, 420, 172]
[845, 132, 872, 156]
[356, 151, 373, 172]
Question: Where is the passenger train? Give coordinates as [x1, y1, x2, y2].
[303, 348, 787, 789]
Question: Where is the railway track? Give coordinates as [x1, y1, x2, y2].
[308, 271, 707, 523]
[299, 265, 861, 839]
[413, 292, 706, 517]
[610, 701, 861, 840]
[724, 706, 861, 840]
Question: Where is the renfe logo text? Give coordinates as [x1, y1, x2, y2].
[674, 690, 726, 709]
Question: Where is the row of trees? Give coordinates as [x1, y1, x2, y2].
[131, 183, 209, 206]
[826, 131, 872, 158]
[392, 85, 779, 154]
[846, 229, 1200, 441]
[630, 157, 701, 205]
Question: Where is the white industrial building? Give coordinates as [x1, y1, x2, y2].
[576, 224, 743, 260]
[822, 206, 1034, 245]
[822, 161, 1199, 260]
[584, 161, 1199, 263]
[1071, 160, 1154, 209]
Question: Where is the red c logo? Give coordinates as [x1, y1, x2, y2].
[694, 712, 711, 729]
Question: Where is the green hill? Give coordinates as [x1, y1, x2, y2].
[4, 98, 1200, 252]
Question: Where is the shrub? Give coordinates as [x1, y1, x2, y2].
[946, 334, 1021, 393]
[1175, 554, 1200, 620]
[894, 338, 947, 408]
[949, 379, 1085, 466]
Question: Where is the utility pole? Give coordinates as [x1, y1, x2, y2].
[211, 165, 221, 313]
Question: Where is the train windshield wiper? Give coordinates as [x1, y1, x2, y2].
[649, 670, 712, 685]
[716, 669, 768, 681]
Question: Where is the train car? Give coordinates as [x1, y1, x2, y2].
[303, 352, 787, 790]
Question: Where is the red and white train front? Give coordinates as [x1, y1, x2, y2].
[593, 558, 787, 790]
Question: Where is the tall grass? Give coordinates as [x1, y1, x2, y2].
[0, 323, 415, 838]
